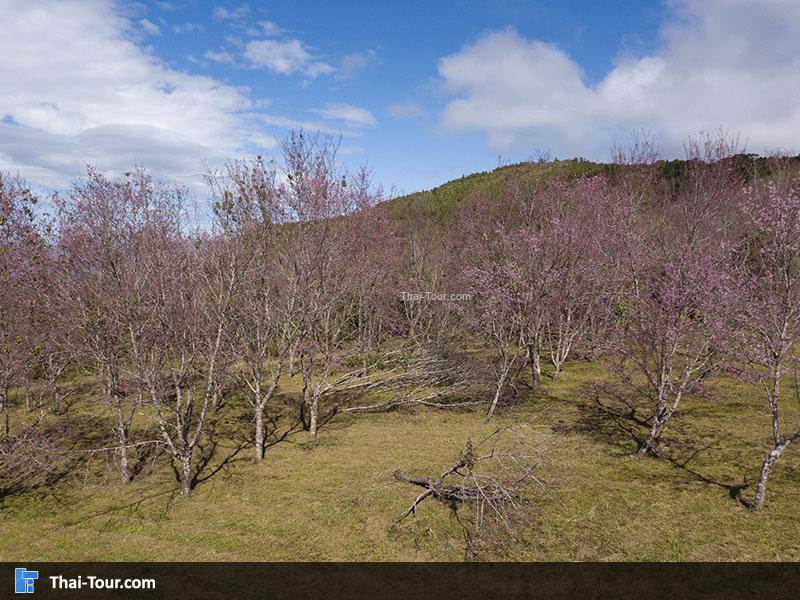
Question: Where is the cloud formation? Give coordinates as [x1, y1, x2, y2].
[309, 103, 377, 129]
[204, 49, 237, 65]
[386, 102, 428, 120]
[0, 0, 273, 192]
[438, 0, 800, 158]
[336, 50, 380, 81]
[212, 4, 250, 21]
[244, 39, 334, 76]
[139, 18, 161, 36]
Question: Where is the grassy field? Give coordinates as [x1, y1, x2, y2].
[2, 359, 800, 561]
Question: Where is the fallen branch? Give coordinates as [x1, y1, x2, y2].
[337, 390, 484, 414]
[392, 426, 545, 536]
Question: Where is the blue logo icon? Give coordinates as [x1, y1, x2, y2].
[15, 568, 39, 594]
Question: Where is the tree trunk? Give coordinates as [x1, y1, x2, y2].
[550, 339, 567, 380]
[552, 362, 562, 380]
[300, 358, 311, 430]
[751, 440, 791, 511]
[486, 358, 513, 422]
[637, 410, 668, 458]
[300, 357, 318, 437]
[180, 452, 193, 496]
[255, 406, 265, 461]
[116, 446, 130, 482]
[52, 387, 63, 415]
[528, 344, 542, 389]
[308, 395, 318, 438]
[288, 344, 297, 377]
[113, 396, 131, 483]
[0, 386, 7, 437]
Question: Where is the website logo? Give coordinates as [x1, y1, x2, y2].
[15, 568, 39, 594]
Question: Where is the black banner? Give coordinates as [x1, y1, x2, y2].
[2, 562, 800, 599]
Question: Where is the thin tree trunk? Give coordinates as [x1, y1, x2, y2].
[180, 452, 193, 496]
[308, 395, 319, 438]
[485, 359, 513, 422]
[113, 396, 131, 483]
[52, 383, 63, 415]
[551, 337, 573, 380]
[637, 383, 672, 458]
[637, 382, 688, 458]
[528, 344, 542, 389]
[750, 359, 789, 511]
[300, 354, 311, 430]
[751, 440, 792, 511]
[637, 414, 666, 458]
[288, 343, 297, 376]
[255, 404, 265, 461]
[0, 385, 8, 438]
[637, 356, 673, 457]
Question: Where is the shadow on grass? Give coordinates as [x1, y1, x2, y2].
[570, 393, 750, 506]
[0, 412, 118, 504]
[650, 446, 750, 505]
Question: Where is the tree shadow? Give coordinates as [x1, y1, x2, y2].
[0, 413, 112, 504]
[163, 438, 250, 494]
[570, 393, 648, 454]
[191, 438, 250, 488]
[570, 392, 750, 505]
[650, 446, 750, 506]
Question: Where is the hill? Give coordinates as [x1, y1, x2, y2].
[381, 154, 800, 225]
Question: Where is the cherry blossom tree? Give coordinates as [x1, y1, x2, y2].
[602, 134, 743, 457]
[729, 173, 800, 510]
[0, 172, 45, 435]
[206, 156, 296, 462]
[133, 232, 243, 496]
[609, 246, 730, 457]
[55, 167, 185, 482]
[460, 233, 525, 421]
[459, 175, 613, 406]
[276, 132, 365, 437]
[341, 173, 402, 360]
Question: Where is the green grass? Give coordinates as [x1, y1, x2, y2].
[2, 360, 800, 561]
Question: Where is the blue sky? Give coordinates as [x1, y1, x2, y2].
[2, 1, 799, 199]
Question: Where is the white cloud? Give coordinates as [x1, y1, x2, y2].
[221, 16, 373, 81]
[438, 1, 800, 158]
[310, 103, 377, 128]
[212, 4, 250, 21]
[386, 102, 428, 119]
[155, 1, 190, 10]
[304, 61, 337, 77]
[0, 0, 275, 193]
[260, 103, 376, 137]
[258, 114, 350, 137]
[259, 20, 281, 36]
[173, 22, 204, 34]
[336, 49, 380, 80]
[244, 38, 334, 77]
[204, 49, 237, 65]
[0, 122, 228, 193]
[139, 18, 161, 36]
